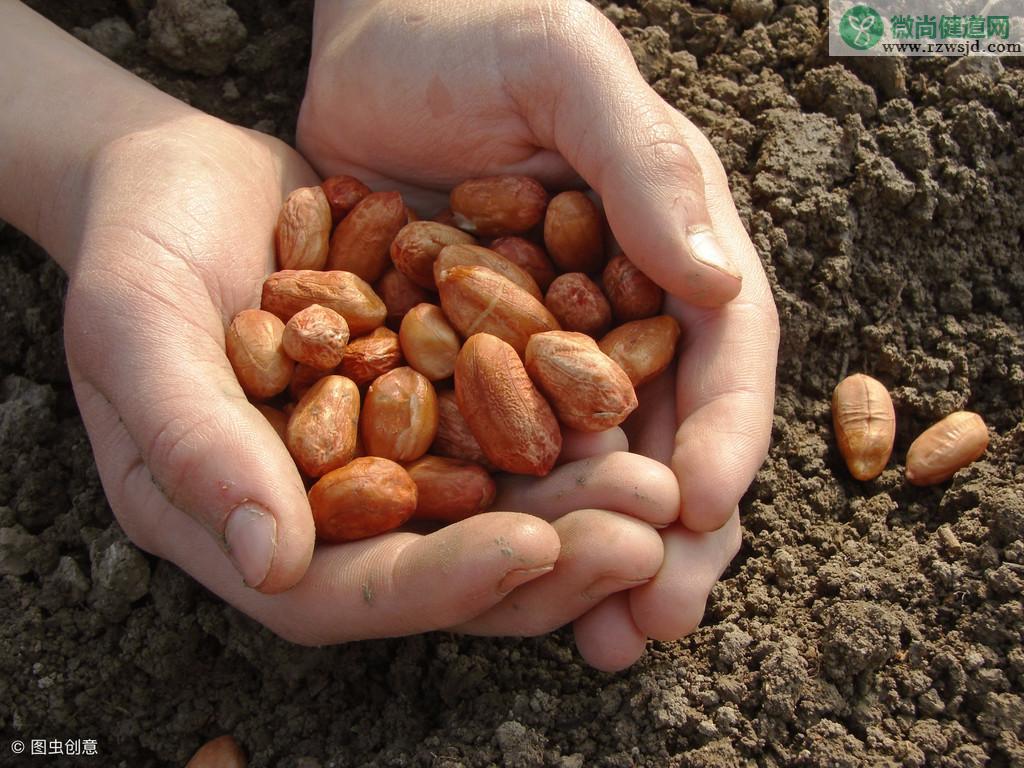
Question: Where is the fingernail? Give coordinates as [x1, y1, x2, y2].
[498, 564, 555, 594]
[687, 227, 741, 280]
[225, 502, 277, 588]
[582, 576, 651, 601]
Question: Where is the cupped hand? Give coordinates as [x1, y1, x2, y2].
[63, 111, 673, 646]
[298, 0, 779, 669]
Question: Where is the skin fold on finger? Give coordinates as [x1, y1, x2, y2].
[573, 592, 648, 673]
[451, 509, 664, 637]
[629, 511, 742, 642]
[493, 451, 680, 527]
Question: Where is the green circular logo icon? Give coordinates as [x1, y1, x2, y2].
[840, 5, 884, 50]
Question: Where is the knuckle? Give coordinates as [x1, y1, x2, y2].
[144, 407, 224, 516]
[676, 599, 709, 638]
[634, 130, 704, 189]
[540, 1, 623, 49]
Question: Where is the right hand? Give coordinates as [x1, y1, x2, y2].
[296, 0, 779, 669]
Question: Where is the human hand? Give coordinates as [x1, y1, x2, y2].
[64, 114, 683, 643]
[0, 6, 680, 650]
[298, 0, 779, 669]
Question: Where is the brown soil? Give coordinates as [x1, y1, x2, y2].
[2, 1, 1022, 766]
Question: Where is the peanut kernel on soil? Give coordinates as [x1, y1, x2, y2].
[831, 373, 896, 481]
[906, 410, 989, 486]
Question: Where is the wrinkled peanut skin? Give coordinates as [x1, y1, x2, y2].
[490, 236, 558, 292]
[544, 272, 612, 337]
[286, 375, 360, 478]
[275, 186, 332, 271]
[434, 243, 542, 300]
[543, 191, 604, 273]
[906, 411, 989, 486]
[525, 331, 637, 432]
[598, 315, 681, 388]
[450, 175, 549, 236]
[338, 326, 404, 387]
[602, 253, 664, 322]
[831, 374, 896, 481]
[321, 174, 371, 223]
[390, 221, 476, 289]
[327, 191, 407, 283]
[308, 457, 418, 542]
[437, 265, 560, 356]
[375, 268, 434, 330]
[399, 303, 461, 381]
[432, 390, 494, 469]
[406, 455, 496, 522]
[455, 333, 562, 476]
[225, 309, 294, 399]
[361, 366, 439, 462]
[282, 304, 350, 370]
[261, 269, 386, 336]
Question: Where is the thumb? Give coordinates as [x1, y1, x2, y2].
[529, 11, 742, 307]
[66, 263, 315, 594]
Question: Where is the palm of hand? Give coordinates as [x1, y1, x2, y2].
[295, 0, 776, 666]
[59, 115, 693, 671]
[63, 117, 319, 577]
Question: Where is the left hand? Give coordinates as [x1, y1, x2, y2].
[298, 0, 779, 670]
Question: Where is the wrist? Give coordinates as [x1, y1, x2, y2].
[0, 3, 195, 274]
